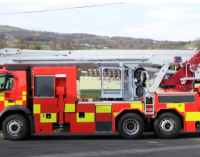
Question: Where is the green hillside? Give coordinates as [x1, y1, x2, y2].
[0, 25, 200, 50]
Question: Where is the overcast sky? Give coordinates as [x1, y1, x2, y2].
[0, 0, 200, 41]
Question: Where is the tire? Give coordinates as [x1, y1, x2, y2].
[2, 114, 29, 141]
[154, 113, 181, 139]
[118, 113, 144, 139]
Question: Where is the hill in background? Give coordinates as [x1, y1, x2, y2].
[0, 25, 200, 50]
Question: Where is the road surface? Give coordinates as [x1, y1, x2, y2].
[0, 132, 200, 157]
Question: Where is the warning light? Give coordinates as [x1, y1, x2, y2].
[174, 56, 182, 63]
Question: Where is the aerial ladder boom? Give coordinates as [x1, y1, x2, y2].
[0, 48, 200, 99]
[0, 48, 198, 67]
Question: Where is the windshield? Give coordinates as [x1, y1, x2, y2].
[0, 74, 14, 91]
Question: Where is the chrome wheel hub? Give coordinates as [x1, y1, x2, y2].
[160, 118, 175, 133]
[123, 118, 139, 135]
[7, 120, 23, 136]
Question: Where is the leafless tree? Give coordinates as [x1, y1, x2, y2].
[32, 40, 42, 50]
[18, 36, 26, 48]
[59, 38, 73, 50]
[0, 40, 7, 48]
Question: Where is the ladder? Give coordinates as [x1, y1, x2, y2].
[144, 96, 155, 115]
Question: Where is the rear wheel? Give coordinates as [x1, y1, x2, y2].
[2, 114, 29, 141]
[154, 113, 181, 139]
[118, 113, 144, 139]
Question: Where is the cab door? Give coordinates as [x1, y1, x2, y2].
[0, 72, 16, 112]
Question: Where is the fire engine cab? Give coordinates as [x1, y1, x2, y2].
[0, 48, 200, 140]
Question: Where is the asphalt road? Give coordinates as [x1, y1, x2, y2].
[0, 132, 200, 157]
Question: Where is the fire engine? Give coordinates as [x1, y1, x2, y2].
[0, 48, 200, 140]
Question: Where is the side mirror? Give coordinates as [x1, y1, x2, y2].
[9, 80, 13, 89]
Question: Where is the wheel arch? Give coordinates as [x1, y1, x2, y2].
[0, 106, 34, 135]
[154, 109, 184, 127]
[115, 109, 147, 131]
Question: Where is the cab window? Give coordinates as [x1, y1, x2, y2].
[0, 74, 14, 91]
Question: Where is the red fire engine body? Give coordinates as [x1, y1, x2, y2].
[0, 48, 200, 140]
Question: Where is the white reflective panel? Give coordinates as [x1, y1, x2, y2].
[55, 74, 66, 78]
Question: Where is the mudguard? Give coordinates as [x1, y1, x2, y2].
[0, 106, 34, 135]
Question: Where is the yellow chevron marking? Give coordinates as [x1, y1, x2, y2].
[22, 91, 26, 96]
[64, 104, 75, 112]
[185, 112, 200, 121]
[16, 100, 23, 105]
[131, 103, 143, 112]
[167, 103, 185, 112]
[40, 113, 57, 123]
[96, 106, 111, 113]
[76, 113, 94, 122]
[33, 104, 41, 114]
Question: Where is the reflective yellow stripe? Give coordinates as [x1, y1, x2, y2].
[96, 106, 111, 113]
[131, 103, 143, 112]
[4, 101, 15, 107]
[16, 100, 23, 105]
[0, 92, 5, 96]
[22, 96, 26, 101]
[76, 113, 94, 122]
[185, 112, 200, 121]
[0, 97, 4, 101]
[40, 113, 57, 123]
[33, 104, 41, 114]
[22, 91, 26, 96]
[65, 104, 75, 112]
[167, 103, 185, 112]
[113, 112, 118, 117]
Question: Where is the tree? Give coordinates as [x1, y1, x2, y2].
[49, 39, 57, 50]
[117, 44, 124, 49]
[197, 42, 200, 50]
[18, 36, 26, 48]
[196, 38, 200, 50]
[0, 40, 7, 48]
[59, 38, 66, 49]
[66, 38, 73, 50]
[32, 40, 42, 50]
[59, 38, 73, 50]
[124, 45, 130, 49]
[0, 32, 4, 40]
[23, 41, 31, 49]
[18, 36, 30, 49]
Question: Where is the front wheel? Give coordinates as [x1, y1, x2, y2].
[154, 113, 181, 139]
[2, 114, 29, 141]
[118, 113, 144, 139]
